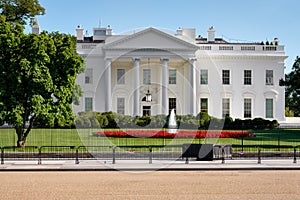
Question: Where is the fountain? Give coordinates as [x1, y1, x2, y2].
[168, 109, 178, 134]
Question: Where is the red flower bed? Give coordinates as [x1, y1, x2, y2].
[94, 129, 250, 139]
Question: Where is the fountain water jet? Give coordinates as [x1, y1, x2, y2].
[168, 109, 178, 134]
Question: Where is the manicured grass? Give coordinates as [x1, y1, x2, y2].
[0, 129, 84, 147]
[0, 129, 300, 152]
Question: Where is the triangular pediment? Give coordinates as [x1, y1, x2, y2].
[104, 27, 198, 51]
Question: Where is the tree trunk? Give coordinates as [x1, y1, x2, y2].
[16, 127, 26, 148]
[15, 115, 35, 147]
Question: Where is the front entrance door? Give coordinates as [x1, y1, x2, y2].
[143, 106, 151, 116]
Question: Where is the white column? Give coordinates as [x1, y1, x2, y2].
[105, 59, 112, 111]
[133, 58, 140, 117]
[189, 58, 196, 115]
[161, 58, 169, 115]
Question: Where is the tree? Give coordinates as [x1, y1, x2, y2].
[0, 0, 45, 25]
[285, 107, 294, 117]
[280, 57, 300, 116]
[0, 18, 84, 146]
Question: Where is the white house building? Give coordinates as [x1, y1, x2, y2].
[73, 25, 287, 122]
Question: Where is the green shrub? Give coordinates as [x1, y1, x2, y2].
[75, 111, 279, 130]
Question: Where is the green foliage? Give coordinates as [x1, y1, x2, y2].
[0, 0, 45, 25]
[281, 56, 300, 116]
[75, 111, 278, 131]
[285, 107, 294, 117]
[133, 116, 152, 127]
[196, 112, 211, 128]
[75, 112, 100, 128]
[0, 18, 84, 146]
[230, 118, 278, 130]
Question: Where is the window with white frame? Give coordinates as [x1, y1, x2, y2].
[117, 98, 125, 114]
[143, 69, 151, 84]
[244, 70, 252, 85]
[244, 98, 252, 118]
[117, 69, 125, 84]
[85, 69, 93, 84]
[200, 98, 208, 113]
[266, 70, 274, 85]
[266, 98, 273, 118]
[169, 69, 176, 84]
[222, 98, 230, 117]
[200, 69, 208, 85]
[85, 97, 93, 111]
[222, 70, 230, 85]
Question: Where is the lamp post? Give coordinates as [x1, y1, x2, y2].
[145, 89, 152, 102]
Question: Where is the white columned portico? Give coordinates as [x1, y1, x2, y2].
[133, 58, 140, 117]
[161, 58, 169, 115]
[105, 58, 112, 111]
[189, 58, 196, 115]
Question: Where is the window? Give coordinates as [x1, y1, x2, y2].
[266, 99, 273, 118]
[117, 98, 125, 114]
[85, 69, 93, 84]
[143, 106, 151, 116]
[244, 98, 252, 118]
[266, 70, 273, 85]
[143, 69, 151, 84]
[200, 98, 208, 113]
[244, 70, 252, 85]
[169, 69, 176, 84]
[85, 97, 93, 112]
[169, 98, 176, 114]
[200, 70, 208, 85]
[117, 69, 125, 84]
[222, 98, 230, 118]
[222, 70, 230, 85]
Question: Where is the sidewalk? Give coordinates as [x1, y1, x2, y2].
[1, 159, 300, 171]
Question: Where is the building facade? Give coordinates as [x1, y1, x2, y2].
[74, 25, 287, 122]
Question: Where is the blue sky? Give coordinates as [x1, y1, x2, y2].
[30, 0, 300, 72]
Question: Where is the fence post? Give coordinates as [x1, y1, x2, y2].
[112, 146, 116, 164]
[38, 147, 42, 165]
[293, 148, 297, 164]
[242, 137, 244, 152]
[258, 148, 261, 164]
[221, 146, 225, 164]
[149, 146, 152, 164]
[75, 147, 80, 164]
[1, 147, 4, 165]
[185, 157, 189, 164]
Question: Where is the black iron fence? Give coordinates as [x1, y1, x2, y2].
[1, 144, 299, 165]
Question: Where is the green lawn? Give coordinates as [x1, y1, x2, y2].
[1, 128, 300, 152]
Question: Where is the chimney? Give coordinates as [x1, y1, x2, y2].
[176, 27, 183, 36]
[106, 25, 112, 36]
[207, 26, 215, 43]
[273, 38, 279, 45]
[182, 28, 196, 39]
[76, 25, 84, 41]
[32, 18, 40, 34]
